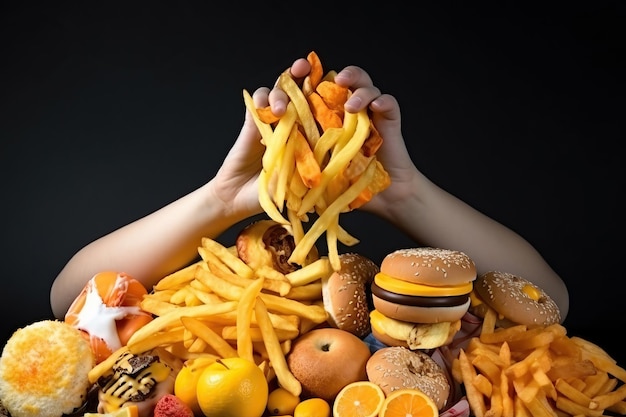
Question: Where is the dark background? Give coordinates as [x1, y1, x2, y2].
[1, 3, 624, 364]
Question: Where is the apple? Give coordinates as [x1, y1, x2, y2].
[196, 357, 268, 417]
[286, 327, 372, 402]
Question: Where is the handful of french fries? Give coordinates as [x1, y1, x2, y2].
[243, 51, 391, 272]
[452, 306, 626, 417]
[124, 237, 332, 397]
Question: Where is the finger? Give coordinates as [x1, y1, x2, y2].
[334, 66, 382, 113]
[269, 58, 312, 116]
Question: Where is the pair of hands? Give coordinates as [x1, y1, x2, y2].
[212, 57, 418, 221]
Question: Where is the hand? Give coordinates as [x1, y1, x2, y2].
[268, 61, 420, 218]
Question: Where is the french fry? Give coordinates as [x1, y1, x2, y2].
[242, 89, 273, 144]
[285, 257, 331, 287]
[277, 71, 319, 147]
[180, 316, 238, 359]
[458, 349, 487, 417]
[201, 237, 255, 279]
[297, 108, 371, 217]
[126, 328, 186, 355]
[254, 298, 302, 397]
[293, 129, 321, 188]
[153, 261, 202, 291]
[236, 277, 264, 362]
[289, 158, 376, 266]
[127, 301, 238, 346]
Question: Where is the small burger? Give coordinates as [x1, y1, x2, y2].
[470, 270, 561, 328]
[235, 219, 319, 273]
[369, 247, 477, 350]
[322, 253, 379, 338]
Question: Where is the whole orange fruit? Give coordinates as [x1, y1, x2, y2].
[196, 357, 268, 417]
[174, 357, 214, 415]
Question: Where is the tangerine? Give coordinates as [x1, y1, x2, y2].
[293, 397, 331, 417]
[267, 386, 301, 415]
[174, 357, 214, 415]
[333, 381, 385, 417]
[378, 388, 438, 417]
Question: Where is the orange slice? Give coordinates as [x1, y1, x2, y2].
[333, 381, 385, 417]
[378, 388, 438, 417]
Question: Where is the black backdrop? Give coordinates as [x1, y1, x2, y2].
[2, 3, 624, 364]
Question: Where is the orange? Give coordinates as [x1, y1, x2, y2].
[333, 381, 385, 417]
[267, 386, 301, 415]
[196, 357, 268, 417]
[293, 397, 331, 417]
[174, 357, 214, 415]
[84, 405, 139, 417]
[378, 388, 438, 417]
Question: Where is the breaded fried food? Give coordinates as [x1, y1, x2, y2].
[0, 320, 95, 417]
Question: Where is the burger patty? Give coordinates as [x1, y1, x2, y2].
[371, 281, 470, 308]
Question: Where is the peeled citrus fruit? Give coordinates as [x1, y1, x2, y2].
[84, 405, 139, 417]
[196, 357, 268, 417]
[378, 388, 438, 417]
[332, 381, 385, 417]
[267, 386, 301, 415]
[293, 397, 331, 417]
[174, 357, 214, 415]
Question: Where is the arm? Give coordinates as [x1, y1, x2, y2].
[50, 60, 314, 319]
[325, 65, 570, 320]
[50, 89, 273, 318]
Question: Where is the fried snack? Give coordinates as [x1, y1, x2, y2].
[243, 51, 391, 272]
[453, 306, 626, 417]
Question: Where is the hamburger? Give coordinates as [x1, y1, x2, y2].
[470, 270, 561, 328]
[321, 252, 379, 338]
[0, 320, 95, 417]
[235, 219, 318, 273]
[369, 247, 477, 350]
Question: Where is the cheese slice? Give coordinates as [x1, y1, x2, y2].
[375, 273, 473, 296]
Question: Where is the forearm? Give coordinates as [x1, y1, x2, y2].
[50, 180, 254, 318]
[381, 171, 570, 320]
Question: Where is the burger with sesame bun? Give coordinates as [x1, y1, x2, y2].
[369, 247, 477, 350]
[322, 253, 379, 338]
[470, 271, 561, 328]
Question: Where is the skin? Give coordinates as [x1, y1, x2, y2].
[50, 58, 569, 321]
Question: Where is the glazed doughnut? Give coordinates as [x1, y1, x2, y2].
[472, 271, 561, 327]
[366, 346, 451, 411]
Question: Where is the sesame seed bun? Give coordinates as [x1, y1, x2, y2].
[0, 320, 95, 417]
[366, 346, 451, 411]
[322, 253, 379, 338]
[473, 271, 561, 327]
[380, 247, 476, 287]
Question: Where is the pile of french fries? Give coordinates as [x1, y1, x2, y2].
[452, 307, 626, 417]
[243, 51, 391, 272]
[124, 237, 333, 397]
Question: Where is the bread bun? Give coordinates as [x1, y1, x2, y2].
[236, 219, 318, 273]
[0, 320, 95, 417]
[286, 328, 371, 402]
[380, 247, 476, 286]
[366, 346, 451, 411]
[322, 253, 379, 338]
[473, 271, 561, 327]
